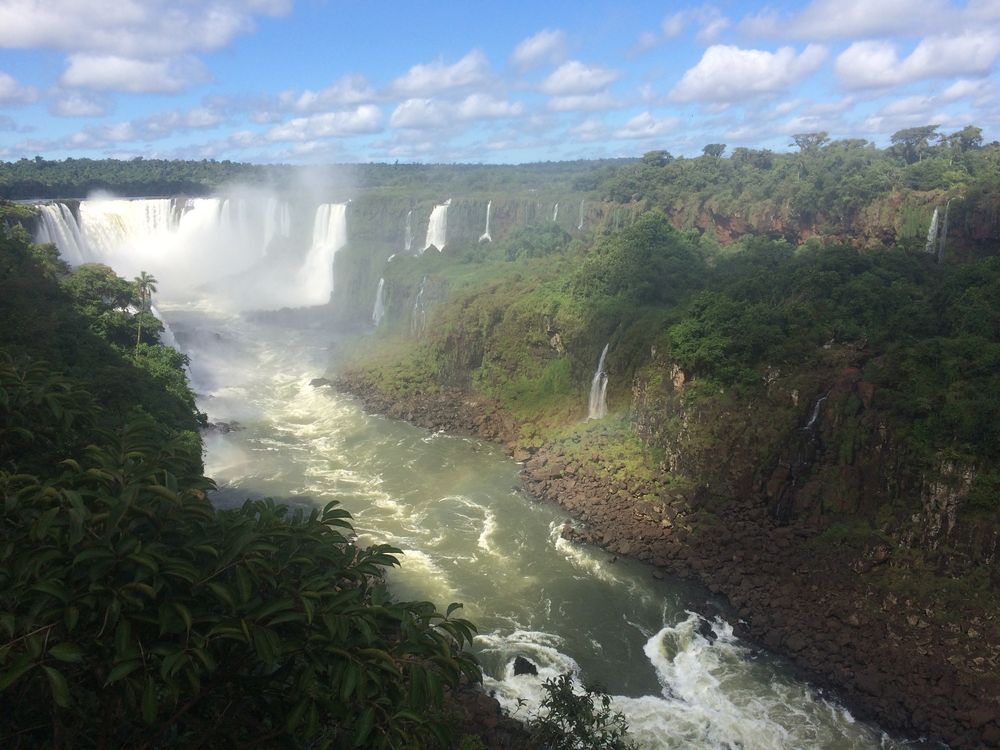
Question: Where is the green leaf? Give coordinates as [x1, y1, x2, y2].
[352, 706, 375, 747]
[105, 659, 141, 685]
[141, 676, 157, 724]
[0, 655, 36, 691]
[48, 642, 84, 663]
[43, 666, 70, 708]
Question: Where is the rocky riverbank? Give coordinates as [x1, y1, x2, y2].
[331, 371, 1000, 749]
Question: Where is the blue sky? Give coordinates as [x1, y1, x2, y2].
[1, 0, 998, 163]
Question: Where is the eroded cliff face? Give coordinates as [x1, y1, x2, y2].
[629, 351, 998, 575]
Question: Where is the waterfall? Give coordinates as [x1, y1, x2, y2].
[404, 210, 413, 253]
[372, 278, 386, 326]
[577, 199, 585, 231]
[262, 198, 291, 254]
[423, 200, 450, 253]
[149, 304, 180, 350]
[411, 276, 428, 336]
[35, 204, 88, 265]
[479, 200, 492, 243]
[804, 392, 829, 432]
[300, 203, 348, 307]
[938, 199, 951, 264]
[924, 207, 939, 254]
[552, 203, 559, 222]
[587, 343, 609, 420]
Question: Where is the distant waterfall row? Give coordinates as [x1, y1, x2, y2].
[32, 196, 345, 311]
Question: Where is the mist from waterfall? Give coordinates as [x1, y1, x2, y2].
[479, 200, 492, 243]
[372, 278, 386, 326]
[588, 343, 609, 420]
[423, 200, 450, 253]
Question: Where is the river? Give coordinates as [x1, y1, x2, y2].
[167, 304, 924, 750]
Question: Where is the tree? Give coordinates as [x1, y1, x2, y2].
[791, 132, 830, 152]
[702, 143, 726, 158]
[890, 125, 939, 164]
[133, 271, 157, 354]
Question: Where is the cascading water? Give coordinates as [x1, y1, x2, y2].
[371, 278, 386, 326]
[552, 203, 559, 222]
[300, 203, 347, 307]
[804, 391, 829, 432]
[938, 199, 951, 264]
[150, 304, 180, 350]
[479, 200, 492, 243]
[262, 197, 291, 254]
[36, 193, 920, 750]
[578, 198, 585, 231]
[588, 343, 609, 420]
[411, 276, 427, 336]
[404, 210, 413, 253]
[423, 200, 450, 253]
[35, 203, 89, 265]
[925, 207, 939, 254]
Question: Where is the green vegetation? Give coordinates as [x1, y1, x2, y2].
[527, 674, 637, 750]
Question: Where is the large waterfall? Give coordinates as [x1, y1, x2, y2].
[423, 200, 450, 253]
[33, 195, 344, 311]
[300, 203, 348, 307]
[371, 278, 386, 326]
[479, 200, 492, 243]
[588, 343, 609, 420]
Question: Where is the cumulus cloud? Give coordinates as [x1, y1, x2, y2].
[59, 54, 208, 93]
[389, 99, 448, 129]
[671, 44, 827, 103]
[390, 50, 492, 97]
[547, 92, 622, 112]
[265, 105, 383, 142]
[0, 71, 38, 105]
[741, 0, 951, 39]
[390, 94, 523, 130]
[540, 61, 621, 96]
[510, 29, 567, 69]
[280, 75, 376, 112]
[614, 112, 679, 139]
[835, 31, 1000, 89]
[662, 12, 686, 38]
[0, 0, 289, 57]
[49, 91, 112, 117]
[456, 94, 524, 120]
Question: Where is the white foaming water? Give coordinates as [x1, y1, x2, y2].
[553, 203, 559, 222]
[300, 203, 347, 306]
[423, 199, 450, 253]
[404, 209, 413, 252]
[149, 304, 180, 350]
[578, 198, 585, 230]
[35, 203, 89, 265]
[588, 342, 609, 419]
[925, 206, 939, 254]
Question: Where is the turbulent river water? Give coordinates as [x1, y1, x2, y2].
[167, 306, 922, 750]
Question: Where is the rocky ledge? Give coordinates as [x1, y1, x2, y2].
[332, 371, 1000, 749]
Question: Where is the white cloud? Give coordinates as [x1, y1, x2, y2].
[265, 105, 383, 142]
[632, 31, 661, 54]
[671, 44, 827, 103]
[696, 15, 730, 44]
[456, 93, 524, 120]
[547, 92, 622, 112]
[662, 12, 685, 38]
[540, 61, 621, 95]
[510, 29, 567, 69]
[0, 0, 289, 57]
[741, 0, 951, 39]
[941, 78, 995, 102]
[614, 112, 679, 139]
[571, 118, 608, 142]
[281, 75, 376, 112]
[836, 31, 1000, 89]
[389, 99, 448, 129]
[390, 50, 491, 97]
[0, 71, 38, 104]
[49, 91, 112, 117]
[60, 54, 207, 93]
